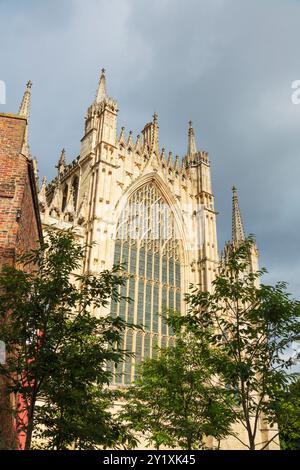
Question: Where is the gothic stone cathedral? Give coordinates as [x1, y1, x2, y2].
[23, 70, 277, 449]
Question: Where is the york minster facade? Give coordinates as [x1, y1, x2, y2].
[39, 69, 221, 386]
[17, 70, 278, 449]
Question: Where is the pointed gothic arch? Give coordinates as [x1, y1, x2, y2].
[110, 174, 188, 385]
[113, 172, 189, 266]
[72, 175, 79, 211]
[61, 184, 68, 212]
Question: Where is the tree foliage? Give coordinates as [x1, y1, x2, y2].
[0, 228, 135, 449]
[122, 311, 235, 450]
[276, 378, 300, 450]
[183, 237, 300, 450]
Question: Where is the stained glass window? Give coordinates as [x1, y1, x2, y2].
[61, 184, 68, 212]
[110, 182, 182, 385]
[72, 176, 79, 211]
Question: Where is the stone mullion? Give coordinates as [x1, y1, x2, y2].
[158, 248, 163, 348]
[118, 240, 125, 384]
[150, 252, 154, 334]
[142, 239, 148, 361]
[84, 169, 95, 273]
[123, 231, 133, 382]
[123, 273, 131, 386]
[162, 252, 170, 345]
[131, 239, 140, 381]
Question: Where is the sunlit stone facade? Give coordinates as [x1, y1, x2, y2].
[40, 70, 219, 375]
[38, 70, 278, 449]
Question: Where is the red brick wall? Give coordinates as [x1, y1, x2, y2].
[0, 113, 41, 448]
[0, 114, 40, 265]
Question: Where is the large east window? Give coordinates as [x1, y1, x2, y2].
[110, 182, 182, 385]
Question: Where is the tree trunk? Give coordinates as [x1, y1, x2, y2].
[248, 434, 256, 450]
[24, 389, 37, 450]
[24, 411, 34, 450]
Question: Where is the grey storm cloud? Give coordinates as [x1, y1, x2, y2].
[1, 0, 300, 296]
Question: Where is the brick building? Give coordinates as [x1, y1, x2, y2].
[0, 82, 42, 449]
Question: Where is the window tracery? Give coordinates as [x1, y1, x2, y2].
[110, 182, 182, 385]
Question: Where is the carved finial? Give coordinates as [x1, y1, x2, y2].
[38, 176, 47, 211]
[174, 155, 179, 171]
[150, 112, 159, 155]
[187, 120, 197, 157]
[161, 147, 166, 160]
[19, 81, 32, 118]
[127, 130, 133, 148]
[59, 148, 65, 163]
[56, 148, 66, 175]
[232, 186, 245, 243]
[119, 126, 126, 145]
[49, 185, 61, 218]
[95, 68, 107, 103]
[19, 81, 33, 156]
[135, 134, 140, 146]
[167, 151, 172, 167]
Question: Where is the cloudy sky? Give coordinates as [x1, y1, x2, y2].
[1, 0, 300, 298]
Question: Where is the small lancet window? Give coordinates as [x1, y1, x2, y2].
[72, 176, 79, 210]
[61, 184, 68, 212]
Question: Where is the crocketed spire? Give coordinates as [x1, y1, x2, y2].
[95, 68, 107, 103]
[18, 80, 32, 156]
[187, 120, 197, 156]
[232, 186, 245, 243]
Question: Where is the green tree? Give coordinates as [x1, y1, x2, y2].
[0, 228, 135, 450]
[184, 237, 300, 450]
[276, 378, 300, 450]
[122, 312, 235, 450]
